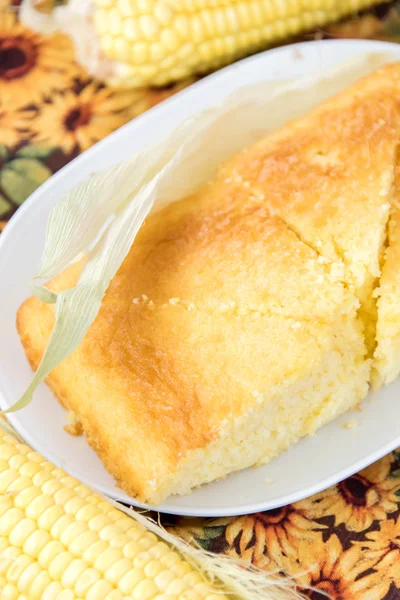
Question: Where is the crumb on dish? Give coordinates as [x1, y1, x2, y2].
[343, 419, 358, 430]
[64, 411, 83, 436]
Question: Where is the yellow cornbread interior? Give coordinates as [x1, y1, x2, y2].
[17, 62, 400, 504]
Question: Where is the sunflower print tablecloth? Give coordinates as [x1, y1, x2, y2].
[2, 2, 400, 599]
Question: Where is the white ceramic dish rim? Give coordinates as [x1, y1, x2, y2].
[1, 39, 400, 516]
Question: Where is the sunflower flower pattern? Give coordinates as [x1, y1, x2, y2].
[0, 1, 191, 220]
[223, 507, 325, 571]
[4, 1, 400, 598]
[170, 452, 400, 599]
[295, 454, 400, 532]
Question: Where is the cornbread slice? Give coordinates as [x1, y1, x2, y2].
[218, 63, 400, 354]
[18, 193, 368, 504]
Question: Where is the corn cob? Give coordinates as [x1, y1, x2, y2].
[0, 428, 227, 599]
[23, 0, 384, 88]
[93, 0, 383, 87]
[0, 425, 304, 599]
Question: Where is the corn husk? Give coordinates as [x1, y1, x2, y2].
[20, 0, 116, 80]
[6, 51, 393, 414]
[114, 501, 308, 600]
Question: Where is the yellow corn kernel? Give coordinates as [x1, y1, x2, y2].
[9, 518, 36, 547]
[117, 0, 136, 16]
[160, 27, 180, 52]
[37, 505, 65, 531]
[131, 41, 149, 64]
[6, 553, 34, 584]
[75, 568, 102, 595]
[109, 7, 123, 35]
[139, 13, 160, 38]
[0, 508, 24, 536]
[8, 454, 27, 472]
[48, 551, 75, 580]
[42, 582, 68, 600]
[28, 571, 53, 598]
[114, 37, 131, 61]
[61, 558, 89, 588]
[132, 578, 159, 600]
[23, 529, 51, 558]
[154, 3, 174, 26]
[94, 7, 109, 34]
[86, 580, 115, 600]
[17, 561, 42, 594]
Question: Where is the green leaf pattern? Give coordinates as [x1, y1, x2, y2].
[0, 146, 55, 216]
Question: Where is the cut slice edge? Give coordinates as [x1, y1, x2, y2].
[372, 145, 400, 388]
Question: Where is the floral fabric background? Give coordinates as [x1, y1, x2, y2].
[170, 453, 400, 599]
[0, 2, 192, 230]
[2, 1, 400, 598]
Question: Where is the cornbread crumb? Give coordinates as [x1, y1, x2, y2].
[64, 411, 83, 436]
[264, 477, 274, 486]
[64, 423, 83, 436]
[343, 419, 358, 430]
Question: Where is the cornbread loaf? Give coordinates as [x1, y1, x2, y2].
[17, 63, 400, 504]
